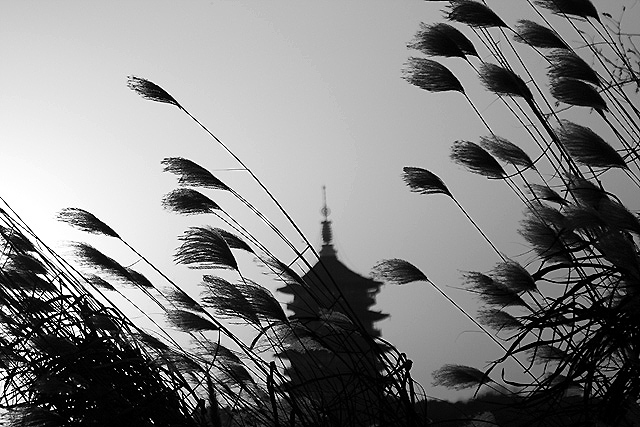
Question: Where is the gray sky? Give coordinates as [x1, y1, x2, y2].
[2, 0, 636, 401]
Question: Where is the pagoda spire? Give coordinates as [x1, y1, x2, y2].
[320, 186, 336, 257]
[276, 188, 389, 424]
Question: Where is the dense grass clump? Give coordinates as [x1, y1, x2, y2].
[398, 0, 640, 425]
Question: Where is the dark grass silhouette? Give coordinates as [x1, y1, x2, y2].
[4, 1, 640, 426]
[0, 200, 199, 426]
[0, 77, 426, 425]
[394, 0, 640, 425]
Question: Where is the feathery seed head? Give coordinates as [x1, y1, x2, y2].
[174, 226, 238, 270]
[162, 157, 230, 190]
[403, 57, 465, 93]
[565, 198, 640, 235]
[433, 364, 491, 390]
[372, 259, 428, 285]
[567, 175, 608, 207]
[162, 188, 221, 215]
[514, 20, 566, 49]
[219, 361, 253, 387]
[529, 344, 567, 364]
[73, 243, 137, 285]
[597, 199, 640, 235]
[238, 279, 287, 323]
[479, 63, 533, 100]
[265, 257, 307, 288]
[85, 274, 116, 291]
[3, 270, 57, 292]
[88, 314, 119, 331]
[213, 228, 253, 253]
[528, 184, 568, 205]
[0, 226, 36, 252]
[318, 308, 356, 332]
[168, 289, 205, 313]
[464, 271, 526, 307]
[479, 135, 535, 169]
[550, 78, 607, 111]
[446, 1, 507, 28]
[548, 49, 600, 86]
[57, 208, 119, 238]
[563, 205, 607, 233]
[166, 310, 219, 332]
[402, 166, 452, 197]
[283, 335, 328, 354]
[533, 0, 599, 21]
[7, 252, 48, 276]
[196, 342, 243, 366]
[519, 213, 574, 263]
[135, 331, 170, 352]
[490, 260, 537, 293]
[408, 22, 477, 58]
[557, 121, 626, 169]
[201, 275, 259, 324]
[450, 140, 506, 179]
[595, 231, 640, 278]
[127, 76, 181, 107]
[478, 308, 523, 332]
[125, 268, 154, 288]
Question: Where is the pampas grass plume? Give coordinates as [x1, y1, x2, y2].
[402, 167, 452, 197]
[167, 309, 219, 332]
[57, 208, 119, 238]
[490, 260, 537, 293]
[403, 57, 465, 93]
[432, 364, 490, 390]
[174, 227, 238, 270]
[533, 0, 599, 21]
[464, 271, 526, 307]
[514, 20, 567, 49]
[450, 140, 506, 179]
[528, 184, 568, 205]
[162, 188, 221, 215]
[548, 50, 601, 87]
[127, 76, 181, 107]
[446, 0, 507, 28]
[479, 63, 533, 101]
[478, 308, 523, 332]
[162, 157, 230, 191]
[550, 78, 607, 111]
[479, 135, 535, 169]
[372, 258, 428, 285]
[408, 22, 477, 58]
[557, 121, 626, 168]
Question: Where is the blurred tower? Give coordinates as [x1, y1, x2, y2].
[277, 187, 389, 425]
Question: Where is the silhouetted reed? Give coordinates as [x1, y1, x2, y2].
[1, 71, 427, 426]
[400, 0, 640, 425]
[0, 199, 198, 425]
[7, 1, 640, 425]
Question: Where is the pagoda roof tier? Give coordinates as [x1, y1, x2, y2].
[277, 255, 383, 295]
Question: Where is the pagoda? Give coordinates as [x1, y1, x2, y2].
[276, 187, 389, 425]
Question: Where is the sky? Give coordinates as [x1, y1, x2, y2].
[1, 0, 637, 402]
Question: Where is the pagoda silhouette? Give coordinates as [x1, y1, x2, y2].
[277, 187, 389, 425]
